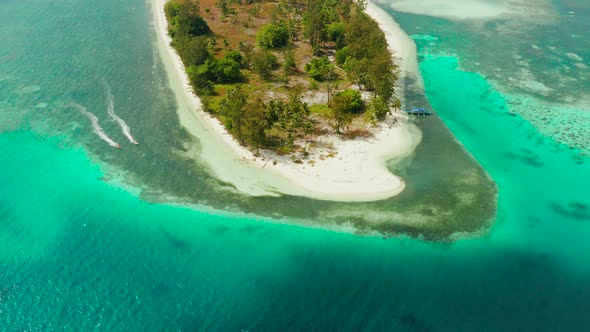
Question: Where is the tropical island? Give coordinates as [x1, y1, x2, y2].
[154, 0, 422, 202]
[165, 0, 399, 152]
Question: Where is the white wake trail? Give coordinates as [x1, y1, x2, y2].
[74, 103, 121, 149]
[104, 82, 139, 145]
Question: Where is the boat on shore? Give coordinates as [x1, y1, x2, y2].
[405, 107, 432, 115]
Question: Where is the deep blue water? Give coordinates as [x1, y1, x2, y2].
[1, 0, 589, 330]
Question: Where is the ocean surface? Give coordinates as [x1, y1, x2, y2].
[1, 0, 589, 330]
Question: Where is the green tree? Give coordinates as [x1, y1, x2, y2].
[174, 36, 211, 67]
[303, 0, 326, 52]
[180, 0, 200, 16]
[329, 97, 352, 134]
[335, 46, 349, 65]
[343, 57, 369, 87]
[327, 22, 346, 49]
[283, 48, 297, 75]
[252, 50, 278, 80]
[165, 0, 199, 21]
[243, 96, 269, 151]
[219, 0, 229, 18]
[197, 58, 243, 84]
[345, 11, 385, 60]
[187, 65, 214, 95]
[266, 122, 290, 149]
[286, 87, 311, 136]
[165, 0, 210, 38]
[164, 2, 182, 20]
[329, 89, 363, 133]
[264, 101, 288, 147]
[321, 0, 340, 24]
[367, 52, 396, 101]
[339, 0, 354, 21]
[335, 89, 364, 113]
[174, 12, 211, 37]
[238, 42, 255, 68]
[368, 97, 389, 121]
[217, 58, 243, 83]
[219, 86, 248, 141]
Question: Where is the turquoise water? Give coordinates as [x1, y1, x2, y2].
[1, 0, 590, 331]
[0, 0, 498, 237]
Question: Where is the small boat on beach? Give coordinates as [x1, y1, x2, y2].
[405, 107, 432, 116]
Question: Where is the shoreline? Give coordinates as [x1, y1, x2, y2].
[365, 1, 425, 94]
[151, 0, 422, 202]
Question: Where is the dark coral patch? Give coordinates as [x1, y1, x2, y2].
[551, 202, 590, 221]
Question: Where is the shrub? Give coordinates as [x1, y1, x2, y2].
[309, 78, 319, 90]
[224, 50, 243, 66]
[304, 57, 334, 81]
[256, 23, 289, 49]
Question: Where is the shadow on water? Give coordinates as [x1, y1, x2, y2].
[161, 227, 191, 250]
[504, 149, 545, 168]
[240, 241, 590, 332]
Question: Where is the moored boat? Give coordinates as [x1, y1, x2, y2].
[405, 107, 432, 115]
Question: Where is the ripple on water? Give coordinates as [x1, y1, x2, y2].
[16, 85, 40, 94]
[410, 34, 439, 41]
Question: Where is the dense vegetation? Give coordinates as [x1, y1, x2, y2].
[165, 0, 398, 155]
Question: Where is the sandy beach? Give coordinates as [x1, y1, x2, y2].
[365, 1, 425, 94]
[151, 0, 422, 202]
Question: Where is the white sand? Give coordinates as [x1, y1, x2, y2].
[151, 0, 422, 202]
[375, 0, 555, 21]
